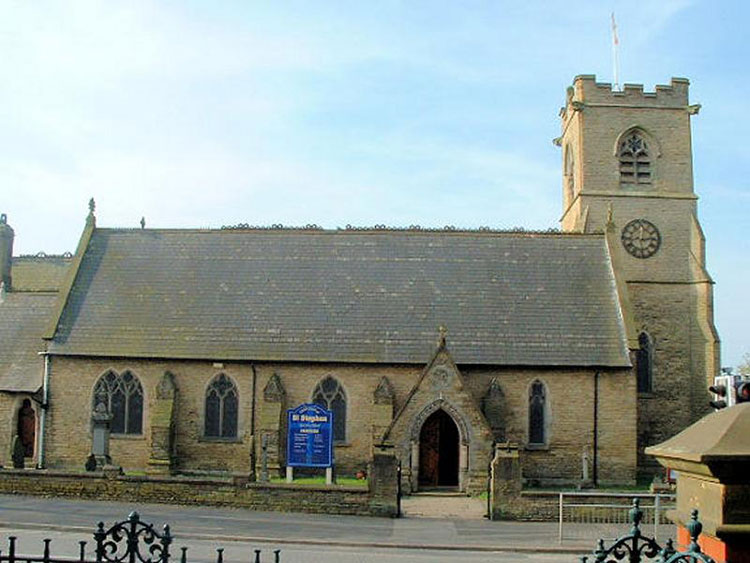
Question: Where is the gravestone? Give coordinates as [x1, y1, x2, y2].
[91, 402, 113, 469]
[11, 435, 24, 469]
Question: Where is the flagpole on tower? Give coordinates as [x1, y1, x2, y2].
[611, 12, 621, 91]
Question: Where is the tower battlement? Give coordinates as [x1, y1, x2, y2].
[565, 75, 690, 109]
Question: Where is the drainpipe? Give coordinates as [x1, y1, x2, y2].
[37, 352, 51, 469]
[593, 371, 599, 487]
[250, 363, 257, 480]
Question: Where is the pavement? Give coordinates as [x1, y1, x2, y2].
[0, 493, 675, 558]
[400, 492, 489, 519]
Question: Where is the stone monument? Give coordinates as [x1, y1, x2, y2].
[91, 402, 113, 469]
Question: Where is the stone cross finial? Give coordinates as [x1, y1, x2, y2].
[438, 325, 447, 347]
[140, 217, 146, 229]
[86, 198, 97, 227]
[0, 213, 6, 224]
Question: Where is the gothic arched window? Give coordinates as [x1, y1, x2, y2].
[528, 380, 547, 446]
[92, 370, 144, 435]
[313, 377, 346, 442]
[205, 374, 238, 438]
[637, 332, 654, 393]
[564, 145, 576, 204]
[618, 131, 652, 186]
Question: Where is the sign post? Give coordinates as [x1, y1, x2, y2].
[286, 403, 334, 484]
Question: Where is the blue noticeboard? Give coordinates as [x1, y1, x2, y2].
[286, 403, 333, 468]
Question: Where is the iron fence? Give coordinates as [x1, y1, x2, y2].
[577, 499, 715, 563]
[559, 492, 675, 543]
[0, 512, 280, 563]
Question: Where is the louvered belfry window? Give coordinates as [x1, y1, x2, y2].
[528, 380, 546, 445]
[92, 370, 144, 434]
[619, 132, 651, 186]
[313, 376, 346, 442]
[205, 374, 239, 438]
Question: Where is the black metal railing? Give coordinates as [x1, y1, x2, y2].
[578, 499, 715, 563]
[0, 512, 280, 563]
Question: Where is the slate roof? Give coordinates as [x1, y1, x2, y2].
[48, 228, 631, 367]
[0, 292, 58, 392]
[12, 255, 72, 292]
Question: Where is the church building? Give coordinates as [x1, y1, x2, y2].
[0, 75, 719, 493]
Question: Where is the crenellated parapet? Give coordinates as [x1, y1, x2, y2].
[563, 75, 691, 121]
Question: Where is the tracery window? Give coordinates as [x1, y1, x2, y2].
[637, 332, 654, 393]
[312, 376, 346, 442]
[92, 370, 143, 435]
[205, 374, 238, 438]
[618, 132, 652, 186]
[528, 380, 547, 446]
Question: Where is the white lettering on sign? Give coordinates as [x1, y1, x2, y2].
[300, 415, 328, 423]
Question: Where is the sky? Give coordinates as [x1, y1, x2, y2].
[1, 1, 748, 367]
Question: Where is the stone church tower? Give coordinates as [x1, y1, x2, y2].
[558, 75, 720, 470]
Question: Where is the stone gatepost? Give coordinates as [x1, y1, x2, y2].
[646, 403, 750, 563]
[147, 372, 177, 475]
[489, 442, 522, 520]
[91, 402, 113, 469]
[369, 446, 399, 517]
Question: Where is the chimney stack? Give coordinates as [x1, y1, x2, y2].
[0, 214, 14, 290]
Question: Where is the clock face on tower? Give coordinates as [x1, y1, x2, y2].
[621, 219, 661, 259]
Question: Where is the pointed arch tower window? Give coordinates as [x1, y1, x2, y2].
[618, 131, 652, 186]
[528, 380, 547, 446]
[205, 374, 238, 438]
[564, 144, 576, 205]
[637, 332, 654, 393]
[92, 370, 144, 435]
[313, 377, 346, 442]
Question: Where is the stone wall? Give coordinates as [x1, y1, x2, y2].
[0, 393, 18, 467]
[629, 282, 714, 470]
[494, 491, 665, 521]
[0, 469, 378, 516]
[0, 393, 38, 468]
[46, 357, 255, 473]
[253, 362, 422, 475]
[462, 366, 636, 486]
[44, 355, 636, 486]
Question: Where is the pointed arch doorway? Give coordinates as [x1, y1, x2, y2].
[17, 399, 35, 458]
[418, 409, 459, 489]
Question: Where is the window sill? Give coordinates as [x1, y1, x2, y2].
[525, 443, 549, 451]
[199, 436, 243, 444]
[110, 433, 145, 440]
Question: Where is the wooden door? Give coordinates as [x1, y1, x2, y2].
[418, 413, 440, 486]
[418, 409, 459, 488]
[17, 399, 35, 458]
